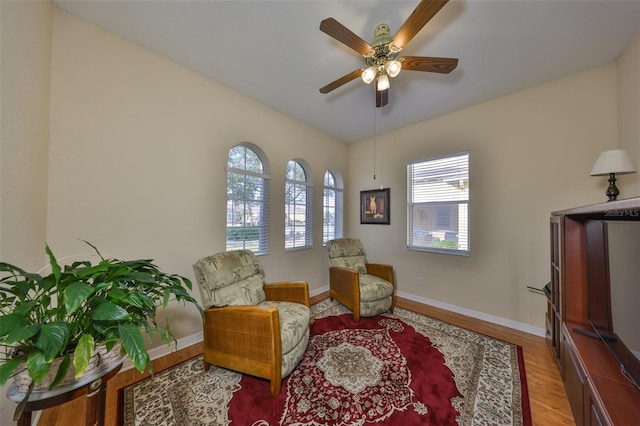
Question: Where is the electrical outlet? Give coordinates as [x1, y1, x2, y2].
[417, 277, 424, 286]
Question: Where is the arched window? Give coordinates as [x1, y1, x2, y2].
[323, 170, 344, 245]
[285, 159, 313, 250]
[226, 143, 270, 254]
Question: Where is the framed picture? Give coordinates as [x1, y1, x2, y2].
[360, 188, 390, 225]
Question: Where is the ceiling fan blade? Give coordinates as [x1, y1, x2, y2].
[392, 0, 449, 51]
[320, 18, 373, 56]
[320, 69, 363, 94]
[401, 56, 458, 73]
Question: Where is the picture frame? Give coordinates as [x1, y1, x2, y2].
[360, 188, 390, 225]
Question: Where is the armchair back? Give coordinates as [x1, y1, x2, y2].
[193, 250, 266, 308]
[326, 238, 367, 274]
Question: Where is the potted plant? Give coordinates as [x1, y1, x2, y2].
[0, 241, 203, 419]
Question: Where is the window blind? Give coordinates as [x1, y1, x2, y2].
[226, 144, 270, 255]
[323, 170, 344, 245]
[407, 151, 469, 255]
[285, 160, 313, 250]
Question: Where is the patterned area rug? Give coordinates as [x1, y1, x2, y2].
[123, 300, 531, 425]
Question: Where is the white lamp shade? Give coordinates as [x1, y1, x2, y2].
[376, 74, 390, 91]
[590, 149, 637, 176]
[361, 67, 376, 85]
[385, 60, 401, 78]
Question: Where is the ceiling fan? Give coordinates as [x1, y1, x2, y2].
[319, 0, 458, 107]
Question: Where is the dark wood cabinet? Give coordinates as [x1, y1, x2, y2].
[547, 215, 564, 370]
[562, 332, 585, 426]
[549, 198, 640, 426]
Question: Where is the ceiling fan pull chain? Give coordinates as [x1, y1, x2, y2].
[373, 101, 377, 180]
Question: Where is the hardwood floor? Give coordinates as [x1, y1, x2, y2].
[36, 294, 574, 425]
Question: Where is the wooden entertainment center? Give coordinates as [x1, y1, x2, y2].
[548, 197, 640, 425]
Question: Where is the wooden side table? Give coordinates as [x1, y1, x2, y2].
[6, 360, 123, 426]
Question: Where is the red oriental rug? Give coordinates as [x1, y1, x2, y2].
[123, 299, 531, 425]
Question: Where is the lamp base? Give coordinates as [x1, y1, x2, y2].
[605, 172, 620, 202]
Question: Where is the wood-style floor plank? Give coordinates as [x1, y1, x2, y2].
[36, 294, 574, 426]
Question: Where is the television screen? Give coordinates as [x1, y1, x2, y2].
[608, 222, 640, 357]
[587, 220, 640, 391]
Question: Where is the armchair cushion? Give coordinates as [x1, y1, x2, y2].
[326, 238, 367, 274]
[358, 274, 395, 302]
[193, 250, 266, 308]
[260, 301, 310, 355]
[360, 298, 393, 318]
[261, 300, 311, 376]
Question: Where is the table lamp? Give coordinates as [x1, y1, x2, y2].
[590, 149, 637, 201]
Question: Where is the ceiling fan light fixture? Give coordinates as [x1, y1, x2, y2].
[385, 60, 401, 77]
[361, 66, 377, 84]
[376, 73, 390, 91]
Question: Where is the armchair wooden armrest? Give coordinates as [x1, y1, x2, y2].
[264, 281, 310, 307]
[329, 267, 360, 318]
[202, 305, 283, 395]
[366, 263, 394, 284]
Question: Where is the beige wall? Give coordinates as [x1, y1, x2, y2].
[617, 28, 640, 197]
[47, 7, 348, 341]
[0, 0, 52, 266]
[348, 63, 621, 328]
[0, 1, 53, 423]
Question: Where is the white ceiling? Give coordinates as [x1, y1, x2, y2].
[53, 0, 640, 143]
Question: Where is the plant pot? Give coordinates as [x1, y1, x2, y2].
[12, 343, 123, 393]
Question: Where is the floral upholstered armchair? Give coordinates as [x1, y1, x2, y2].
[192, 250, 310, 396]
[326, 238, 395, 321]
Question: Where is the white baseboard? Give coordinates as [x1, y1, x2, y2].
[395, 290, 546, 337]
[314, 285, 544, 337]
[122, 286, 545, 371]
[310, 285, 329, 298]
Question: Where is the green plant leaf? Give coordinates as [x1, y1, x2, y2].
[45, 244, 61, 284]
[35, 322, 70, 361]
[0, 357, 24, 386]
[138, 294, 155, 309]
[0, 313, 27, 338]
[118, 324, 148, 373]
[121, 293, 144, 308]
[121, 271, 156, 284]
[89, 301, 129, 321]
[27, 350, 51, 382]
[73, 334, 95, 378]
[49, 353, 71, 389]
[64, 281, 95, 314]
[74, 262, 111, 279]
[11, 301, 37, 316]
[162, 288, 170, 308]
[106, 288, 128, 302]
[3, 324, 40, 345]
